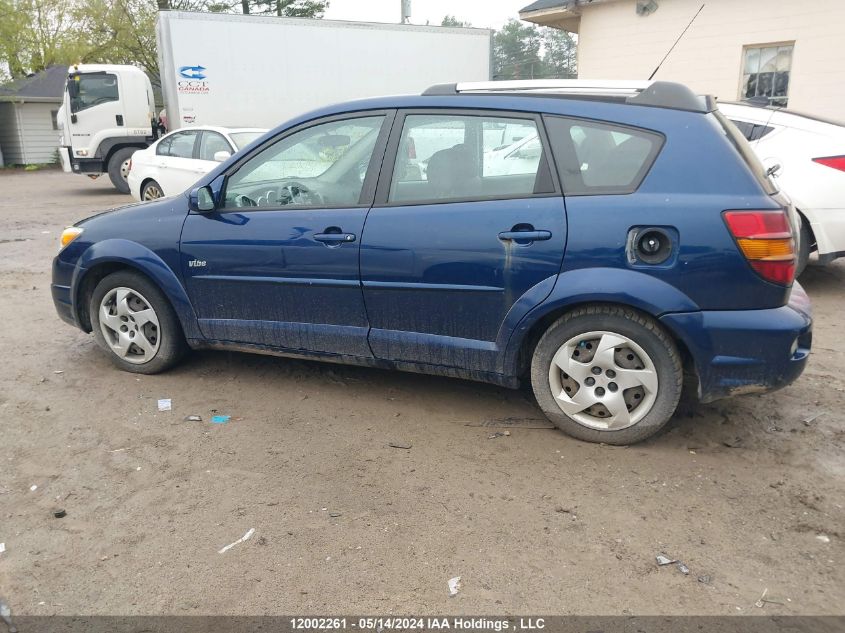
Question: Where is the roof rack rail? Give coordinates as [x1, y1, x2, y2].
[422, 79, 715, 113]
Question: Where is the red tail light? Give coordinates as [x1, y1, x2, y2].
[813, 155, 845, 172]
[723, 210, 795, 285]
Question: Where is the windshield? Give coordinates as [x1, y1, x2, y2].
[229, 132, 266, 150]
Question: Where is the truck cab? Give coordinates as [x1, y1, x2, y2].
[59, 64, 158, 193]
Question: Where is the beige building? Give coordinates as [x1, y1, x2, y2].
[519, 0, 845, 119]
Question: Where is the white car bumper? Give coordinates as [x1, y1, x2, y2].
[805, 207, 845, 262]
[127, 170, 143, 202]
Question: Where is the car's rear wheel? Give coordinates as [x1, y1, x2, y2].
[89, 271, 186, 374]
[107, 147, 137, 194]
[142, 180, 165, 201]
[796, 220, 814, 276]
[531, 305, 683, 445]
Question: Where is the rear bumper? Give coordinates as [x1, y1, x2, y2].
[804, 207, 845, 260]
[661, 283, 812, 403]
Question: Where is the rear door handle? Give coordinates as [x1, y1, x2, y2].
[498, 230, 552, 242]
[314, 232, 356, 244]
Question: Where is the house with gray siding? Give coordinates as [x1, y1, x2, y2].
[0, 66, 66, 166]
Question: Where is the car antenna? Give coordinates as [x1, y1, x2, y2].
[648, 3, 705, 80]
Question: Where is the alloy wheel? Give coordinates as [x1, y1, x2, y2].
[143, 183, 164, 200]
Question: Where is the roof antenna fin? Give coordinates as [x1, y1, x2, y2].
[648, 3, 705, 80]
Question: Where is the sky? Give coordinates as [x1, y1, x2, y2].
[324, 0, 529, 29]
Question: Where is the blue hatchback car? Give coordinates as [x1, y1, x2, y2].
[52, 80, 812, 444]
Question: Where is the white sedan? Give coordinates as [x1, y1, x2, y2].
[127, 126, 267, 202]
[719, 102, 845, 273]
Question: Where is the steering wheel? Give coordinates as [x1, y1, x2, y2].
[233, 194, 258, 208]
[279, 182, 323, 206]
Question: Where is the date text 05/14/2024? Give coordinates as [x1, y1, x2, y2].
[289, 617, 547, 631]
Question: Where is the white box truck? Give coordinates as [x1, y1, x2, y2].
[58, 12, 492, 192]
[156, 11, 493, 129]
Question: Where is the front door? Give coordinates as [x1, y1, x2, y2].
[180, 113, 390, 358]
[359, 111, 567, 373]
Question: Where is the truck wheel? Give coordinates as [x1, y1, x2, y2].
[141, 180, 165, 201]
[530, 305, 683, 445]
[107, 147, 137, 193]
[89, 271, 187, 374]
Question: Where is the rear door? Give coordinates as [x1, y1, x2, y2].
[155, 129, 201, 195]
[359, 110, 566, 373]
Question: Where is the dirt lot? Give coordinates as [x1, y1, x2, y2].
[0, 169, 843, 616]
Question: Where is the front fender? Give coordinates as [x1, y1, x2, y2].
[72, 239, 201, 340]
[501, 267, 700, 375]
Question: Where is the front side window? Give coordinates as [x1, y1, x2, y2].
[544, 116, 663, 195]
[223, 115, 385, 209]
[388, 114, 550, 204]
[69, 73, 119, 113]
[156, 131, 198, 158]
[198, 132, 232, 161]
[741, 43, 793, 107]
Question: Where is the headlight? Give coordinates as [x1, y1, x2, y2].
[60, 227, 83, 250]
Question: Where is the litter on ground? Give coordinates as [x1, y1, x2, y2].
[656, 554, 676, 566]
[448, 576, 461, 597]
[211, 415, 230, 424]
[218, 528, 255, 554]
[157, 399, 172, 412]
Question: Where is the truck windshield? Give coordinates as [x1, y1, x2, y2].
[69, 73, 119, 113]
[230, 132, 266, 150]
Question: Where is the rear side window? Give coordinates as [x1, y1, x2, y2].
[713, 111, 777, 195]
[544, 116, 663, 195]
[156, 131, 198, 158]
[387, 113, 554, 205]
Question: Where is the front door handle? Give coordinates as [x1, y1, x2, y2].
[314, 232, 356, 244]
[498, 230, 552, 242]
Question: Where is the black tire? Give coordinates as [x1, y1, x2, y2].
[107, 147, 136, 194]
[141, 179, 165, 201]
[796, 220, 813, 277]
[530, 305, 683, 445]
[89, 270, 187, 374]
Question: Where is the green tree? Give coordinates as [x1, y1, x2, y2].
[441, 15, 470, 28]
[493, 18, 543, 80]
[245, 0, 328, 16]
[539, 26, 576, 78]
[0, 0, 88, 80]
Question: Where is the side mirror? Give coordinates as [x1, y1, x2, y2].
[213, 150, 231, 162]
[190, 185, 216, 213]
[766, 162, 782, 178]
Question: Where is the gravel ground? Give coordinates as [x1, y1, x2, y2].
[0, 170, 843, 616]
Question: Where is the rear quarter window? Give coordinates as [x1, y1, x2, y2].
[713, 111, 778, 195]
[544, 116, 664, 195]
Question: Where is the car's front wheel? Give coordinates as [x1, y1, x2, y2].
[531, 305, 683, 445]
[141, 179, 165, 201]
[89, 271, 186, 374]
